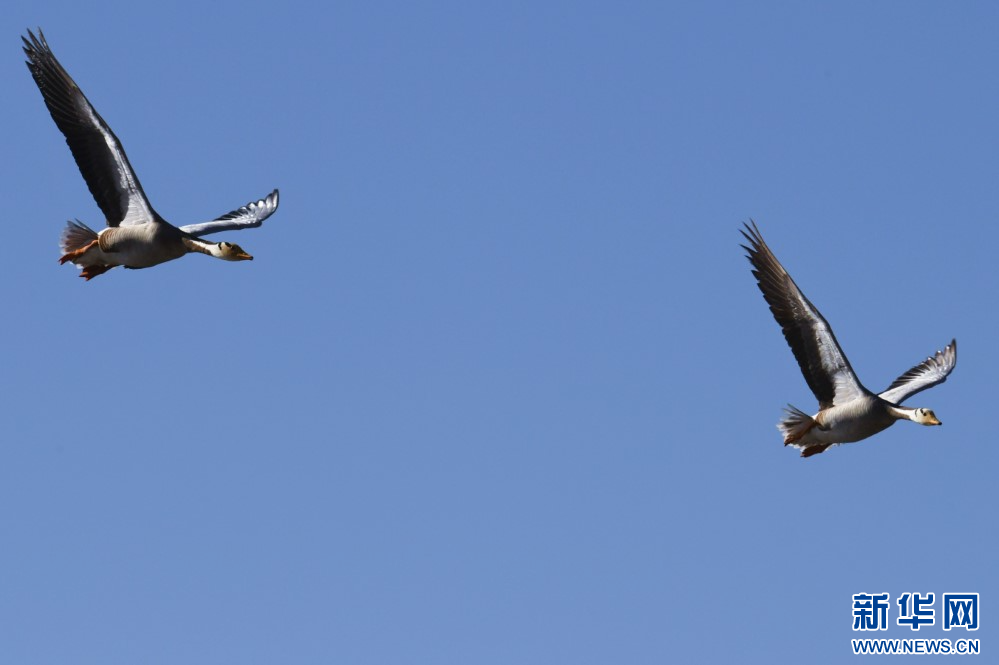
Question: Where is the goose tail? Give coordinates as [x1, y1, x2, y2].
[777, 404, 815, 446]
[60, 220, 98, 255]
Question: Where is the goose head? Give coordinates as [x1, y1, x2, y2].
[217, 241, 253, 261]
[912, 408, 942, 426]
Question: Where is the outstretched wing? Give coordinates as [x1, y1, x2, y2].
[179, 190, 280, 237]
[741, 221, 869, 409]
[23, 29, 158, 227]
[878, 339, 956, 405]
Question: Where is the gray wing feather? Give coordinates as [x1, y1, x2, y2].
[179, 190, 280, 237]
[878, 340, 957, 405]
[741, 221, 869, 409]
[23, 29, 158, 227]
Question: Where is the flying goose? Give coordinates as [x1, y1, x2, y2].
[22, 30, 279, 280]
[741, 222, 956, 457]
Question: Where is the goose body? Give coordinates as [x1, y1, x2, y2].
[741, 222, 956, 457]
[22, 30, 279, 280]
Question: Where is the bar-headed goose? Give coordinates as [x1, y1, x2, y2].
[741, 222, 956, 458]
[23, 30, 279, 280]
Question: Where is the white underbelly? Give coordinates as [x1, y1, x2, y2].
[805, 406, 895, 445]
[73, 229, 182, 269]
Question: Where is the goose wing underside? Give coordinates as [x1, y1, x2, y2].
[23, 29, 157, 227]
[878, 339, 956, 405]
[179, 190, 280, 237]
[741, 221, 868, 409]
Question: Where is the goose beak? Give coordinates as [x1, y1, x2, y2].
[928, 416, 942, 426]
[237, 252, 253, 261]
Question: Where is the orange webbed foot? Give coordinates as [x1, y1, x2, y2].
[79, 265, 112, 281]
[801, 444, 832, 458]
[59, 239, 99, 265]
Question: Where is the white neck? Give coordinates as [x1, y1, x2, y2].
[887, 405, 918, 422]
[182, 237, 224, 258]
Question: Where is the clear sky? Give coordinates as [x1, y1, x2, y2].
[2, 2, 996, 663]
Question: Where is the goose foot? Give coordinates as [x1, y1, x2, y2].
[783, 421, 816, 445]
[59, 239, 99, 265]
[801, 444, 832, 458]
[80, 265, 112, 281]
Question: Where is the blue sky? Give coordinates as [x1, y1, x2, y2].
[2, 2, 996, 662]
